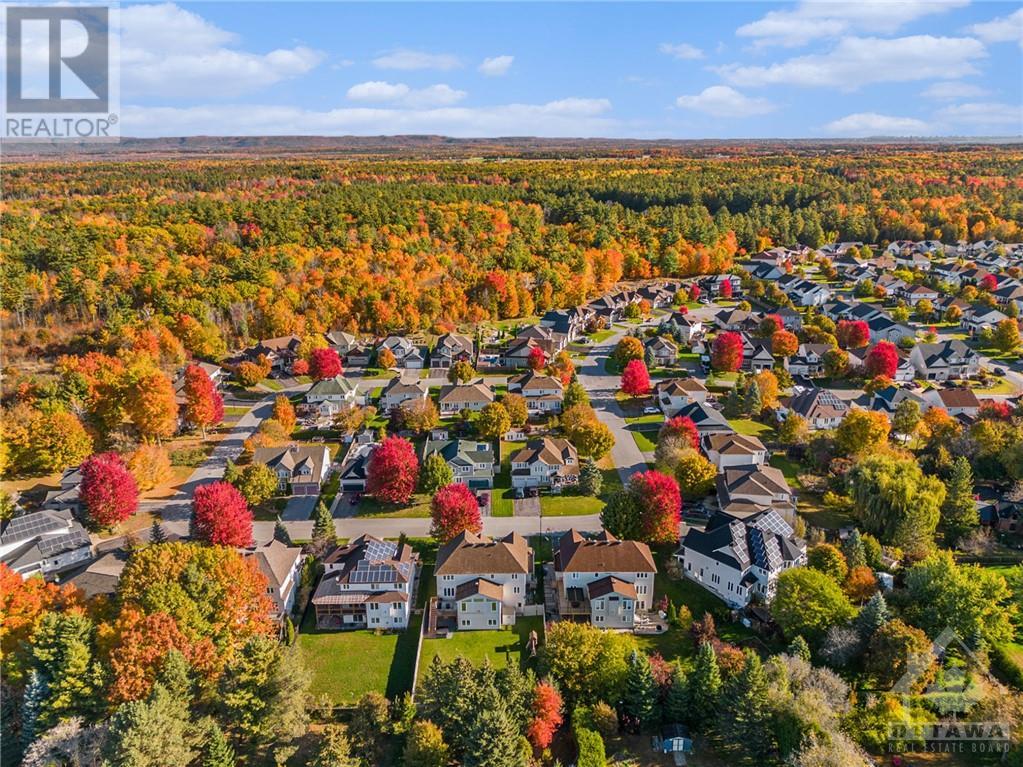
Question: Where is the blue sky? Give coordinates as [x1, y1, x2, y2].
[116, 1, 1022, 138]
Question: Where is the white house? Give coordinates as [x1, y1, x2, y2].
[305, 375, 363, 415]
[434, 531, 533, 630]
[507, 371, 564, 414]
[778, 389, 848, 430]
[0, 510, 93, 578]
[252, 445, 332, 496]
[654, 378, 708, 415]
[676, 509, 806, 608]
[379, 378, 429, 412]
[702, 433, 768, 470]
[909, 340, 980, 381]
[510, 438, 579, 489]
[926, 388, 982, 418]
[423, 438, 495, 490]
[554, 529, 657, 629]
[244, 539, 304, 621]
[437, 382, 495, 414]
[431, 333, 475, 369]
[312, 536, 417, 630]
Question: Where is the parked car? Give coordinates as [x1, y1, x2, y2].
[994, 367, 1007, 376]
[642, 406, 660, 415]
[514, 487, 526, 499]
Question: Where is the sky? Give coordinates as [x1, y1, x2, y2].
[108, 1, 1023, 138]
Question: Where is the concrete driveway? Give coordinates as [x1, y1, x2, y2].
[513, 496, 541, 517]
[281, 495, 317, 521]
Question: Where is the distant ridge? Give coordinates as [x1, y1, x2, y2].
[4, 134, 1021, 162]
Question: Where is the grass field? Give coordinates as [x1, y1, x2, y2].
[728, 418, 774, 438]
[419, 616, 543, 673]
[631, 429, 658, 453]
[768, 454, 801, 485]
[625, 413, 665, 426]
[356, 493, 433, 518]
[538, 459, 623, 516]
[588, 329, 616, 343]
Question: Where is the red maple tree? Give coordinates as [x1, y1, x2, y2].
[80, 452, 140, 528]
[366, 436, 420, 503]
[191, 481, 253, 546]
[527, 680, 564, 750]
[979, 400, 1012, 421]
[719, 279, 733, 299]
[429, 483, 482, 542]
[980, 273, 998, 292]
[687, 284, 701, 301]
[291, 358, 310, 376]
[310, 347, 343, 380]
[865, 341, 899, 379]
[836, 320, 870, 349]
[629, 470, 682, 544]
[661, 416, 700, 450]
[183, 364, 224, 438]
[711, 331, 744, 372]
[527, 345, 547, 371]
[771, 330, 799, 358]
[621, 359, 652, 396]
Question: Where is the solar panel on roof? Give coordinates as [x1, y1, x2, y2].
[37, 530, 90, 556]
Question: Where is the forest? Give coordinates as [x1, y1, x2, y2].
[3, 147, 1021, 367]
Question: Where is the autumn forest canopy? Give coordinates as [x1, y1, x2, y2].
[3, 147, 1022, 360]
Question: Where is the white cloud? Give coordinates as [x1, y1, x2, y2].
[967, 8, 1023, 47]
[118, 3, 324, 98]
[675, 86, 774, 117]
[825, 112, 932, 137]
[737, 0, 969, 48]
[921, 81, 990, 100]
[717, 35, 986, 90]
[478, 55, 514, 76]
[936, 102, 1023, 130]
[659, 43, 704, 60]
[372, 49, 461, 71]
[121, 98, 617, 138]
[346, 81, 467, 108]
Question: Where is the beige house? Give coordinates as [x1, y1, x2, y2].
[437, 382, 495, 414]
[654, 378, 708, 415]
[244, 539, 304, 620]
[252, 445, 332, 496]
[508, 371, 564, 414]
[434, 531, 533, 630]
[702, 433, 768, 470]
[553, 529, 657, 629]
[510, 437, 579, 489]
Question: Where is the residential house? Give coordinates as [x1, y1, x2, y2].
[434, 531, 533, 629]
[700, 274, 743, 297]
[676, 508, 806, 608]
[431, 333, 475, 370]
[867, 315, 914, 344]
[674, 401, 734, 437]
[779, 389, 848, 430]
[510, 438, 579, 490]
[0, 510, 93, 578]
[65, 550, 128, 599]
[962, 305, 1009, 335]
[717, 465, 796, 519]
[253, 445, 332, 496]
[41, 466, 83, 512]
[540, 308, 589, 340]
[772, 306, 803, 332]
[654, 378, 708, 415]
[926, 388, 982, 418]
[741, 260, 785, 281]
[312, 536, 417, 630]
[339, 442, 376, 491]
[379, 378, 429, 412]
[901, 284, 939, 306]
[378, 336, 427, 369]
[507, 371, 564, 414]
[325, 331, 366, 361]
[661, 312, 703, 343]
[246, 335, 302, 372]
[423, 438, 495, 489]
[305, 375, 363, 416]
[744, 339, 776, 373]
[786, 343, 832, 377]
[714, 308, 757, 332]
[777, 275, 831, 306]
[437, 382, 495, 415]
[870, 385, 928, 417]
[644, 336, 678, 367]
[909, 340, 980, 381]
[554, 529, 657, 628]
[702, 433, 768, 470]
[244, 539, 304, 620]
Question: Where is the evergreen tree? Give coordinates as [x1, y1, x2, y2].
[724, 385, 744, 418]
[202, 722, 236, 767]
[743, 379, 762, 417]
[310, 725, 359, 767]
[684, 642, 721, 729]
[311, 501, 336, 548]
[274, 518, 292, 546]
[223, 459, 241, 485]
[664, 662, 688, 724]
[719, 650, 774, 764]
[104, 684, 196, 767]
[855, 592, 891, 643]
[942, 456, 978, 545]
[463, 689, 521, 767]
[20, 669, 47, 753]
[158, 649, 193, 700]
[495, 663, 535, 733]
[579, 461, 603, 497]
[283, 616, 296, 646]
[787, 635, 811, 663]
[841, 529, 867, 570]
[622, 650, 657, 732]
[149, 517, 167, 545]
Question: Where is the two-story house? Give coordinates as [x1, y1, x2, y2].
[507, 371, 564, 414]
[926, 387, 982, 418]
[654, 378, 708, 416]
[0, 510, 93, 578]
[661, 312, 703, 344]
[378, 336, 427, 369]
[339, 441, 376, 491]
[437, 382, 495, 415]
[716, 465, 795, 519]
[246, 335, 302, 373]
[305, 375, 363, 416]
[554, 529, 657, 629]
[431, 333, 475, 370]
[676, 509, 806, 608]
[252, 445, 332, 496]
[434, 531, 533, 630]
[909, 340, 980, 381]
[644, 336, 678, 367]
[423, 438, 495, 489]
[778, 389, 848, 430]
[674, 400, 734, 437]
[785, 344, 833, 377]
[510, 437, 579, 489]
[312, 536, 418, 629]
[702, 433, 768, 470]
[244, 539, 304, 621]
[379, 378, 429, 412]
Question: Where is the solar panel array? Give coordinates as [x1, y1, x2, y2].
[37, 530, 91, 557]
[728, 522, 750, 567]
[749, 509, 793, 539]
[2, 512, 66, 544]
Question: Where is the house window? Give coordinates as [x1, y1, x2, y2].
[491, 602, 497, 612]
[461, 603, 467, 612]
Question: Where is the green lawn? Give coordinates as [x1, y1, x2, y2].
[224, 405, 250, 417]
[588, 329, 616, 343]
[539, 462, 622, 516]
[797, 493, 855, 530]
[356, 493, 433, 518]
[419, 616, 543, 674]
[625, 413, 665, 426]
[297, 611, 419, 704]
[768, 454, 802, 485]
[259, 377, 285, 391]
[492, 440, 526, 518]
[728, 418, 774, 438]
[631, 429, 658, 453]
